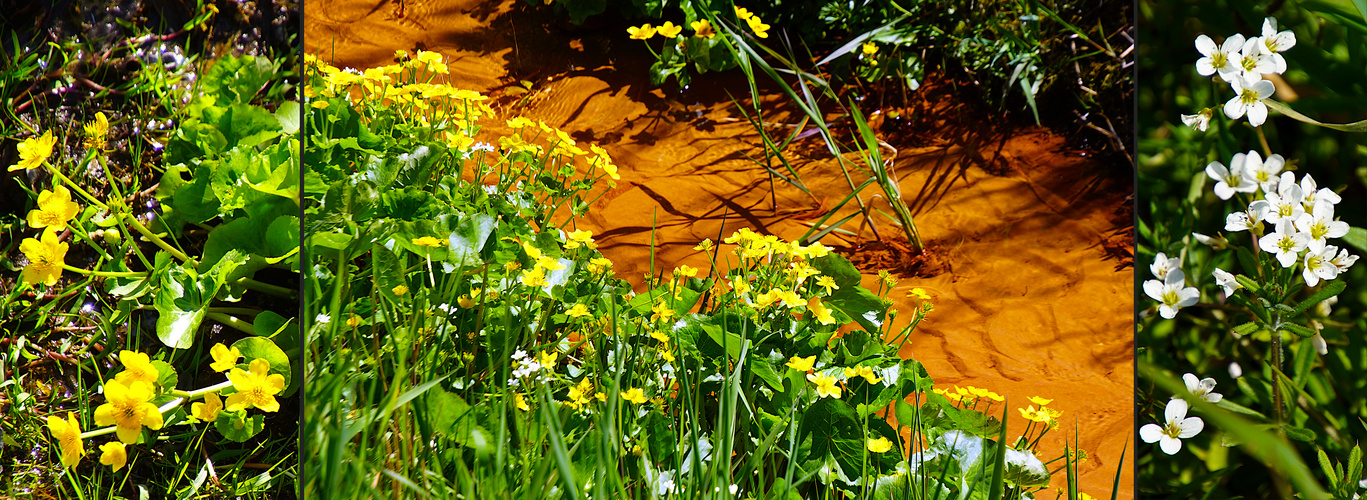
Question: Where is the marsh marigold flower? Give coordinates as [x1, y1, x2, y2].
[99, 441, 127, 472]
[657, 21, 683, 38]
[628, 24, 657, 40]
[191, 392, 224, 422]
[566, 303, 591, 318]
[20, 231, 68, 286]
[808, 297, 837, 325]
[26, 185, 80, 235]
[94, 379, 164, 443]
[745, 15, 770, 38]
[48, 412, 83, 467]
[622, 387, 648, 404]
[691, 19, 716, 39]
[807, 372, 841, 399]
[393, 284, 410, 296]
[786, 355, 816, 372]
[210, 343, 241, 372]
[412, 236, 444, 247]
[866, 436, 893, 453]
[225, 358, 286, 413]
[9, 130, 57, 172]
[113, 350, 159, 386]
[862, 42, 878, 56]
[84, 112, 109, 150]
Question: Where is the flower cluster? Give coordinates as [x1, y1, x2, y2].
[627, 5, 770, 42]
[1141, 373, 1216, 455]
[1187, 17, 1296, 128]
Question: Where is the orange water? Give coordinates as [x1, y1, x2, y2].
[307, 1, 1135, 497]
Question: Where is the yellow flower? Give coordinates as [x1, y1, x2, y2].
[691, 19, 716, 39]
[622, 388, 648, 404]
[566, 303, 591, 318]
[661, 347, 676, 363]
[565, 379, 596, 409]
[675, 265, 698, 278]
[651, 301, 675, 322]
[539, 351, 558, 367]
[650, 329, 671, 343]
[775, 289, 804, 308]
[745, 15, 770, 38]
[520, 267, 548, 287]
[656, 21, 683, 38]
[191, 392, 223, 422]
[20, 232, 67, 286]
[311, 100, 329, 109]
[866, 436, 893, 453]
[878, 270, 898, 287]
[566, 229, 596, 249]
[909, 287, 932, 300]
[346, 315, 362, 327]
[26, 185, 81, 234]
[734, 6, 754, 19]
[807, 372, 842, 399]
[786, 355, 816, 372]
[393, 284, 409, 296]
[10, 130, 57, 171]
[934, 387, 962, 403]
[84, 112, 109, 150]
[47, 412, 83, 467]
[862, 42, 878, 56]
[113, 350, 159, 386]
[628, 24, 657, 40]
[536, 256, 566, 271]
[815, 276, 839, 295]
[224, 358, 286, 413]
[93, 379, 164, 443]
[515, 393, 530, 411]
[1029, 396, 1053, 406]
[99, 441, 127, 472]
[693, 238, 715, 252]
[843, 365, 882, 384]
[412, 236, 445, 247]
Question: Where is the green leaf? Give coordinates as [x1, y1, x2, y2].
[1319, 446, 1340, 490]
[252, 311, 288, 337]
[446, 214, 498, 268]
[264, 215, 301, 260]
[214, 410, 265, 442]
[154, 253, 246, 349]
[1290, 280, 1347, 316]
[1280, 323, 1318, 339]
[275, 101, 301, 134]
[151, 360, 178, 395]
[1232, 322, 1260, 337]
[1282, 424, 1317, 442]
[895, 398, 919, 430]
[1265, 99, 1367, 132]
[1343, 227, 1367, 254]
[797, 397, 865, 479]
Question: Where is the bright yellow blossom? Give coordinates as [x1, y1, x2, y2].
[628, 24, 657, 40]
[10, 130, 57, 172]
[20, 231, 68, 286]
[621, 388, 648, 404]
[862, 42, 878, 56]
[1029, 396, 1053, 406]
[691, 19, 716, 39]
[192, 392, 223, 422]
[224, 358, 286, 413]
[412, 236, 445, 247]
[84, 112, 110, 150]
[26, 186, 80, 234]
[393, 285, 409, 296]
[866, 436, 893, 453]
[47, 412, 83, 467]
[807, 372, 842, 399]
[786, 355, 816, 372]
[909, 288, 932, 300]
[651, 301, 675, 322]
[210, 343, 240, 372]
[515, 393, 530, 411]
[99, 441, 127, 472]
[566, 229, 596, 249]
[745, 15, 770, 38]
[94, 379, 164, 443]
[656, 21, 683, 38]
[843, 365, 882, 384]
[113, 350, 159, 386]
[566, 303, 591, 318]
[734, 6, 754, 19]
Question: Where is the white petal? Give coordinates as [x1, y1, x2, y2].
[1225, 96, 1246, 119]
[1252, 80, 1276, 99]
[1166, 398, 1189, 422]
[1247, 101, 1268, 127]
[1160, 435, 1182, 455]
[1143, 280, 1165, 301]
[1178, 416, 1205, 438]
[1177, 287, 1201, 307]
[1140, 423, 1164, 443]
[1195, 34, 1218, 56]
[1183, 373, 1200, 392]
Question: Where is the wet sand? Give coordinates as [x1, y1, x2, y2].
[306, 0, 1135, 497]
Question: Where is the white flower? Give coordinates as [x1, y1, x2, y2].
[1182, 110, 1213, 131]
[1225, 77, 1276, 127]
[1225, 200, 1270, 232]
[730, 484, 739, 495]
[1151, 252, 1181, 280]
[1312, 332, 1328, 355]
[1229, 362, 1243, 378]
[1258, 17, 1296, 74]
[1235, 37, 1276, 85]
[1263, 171, 1305, 224]
[316, 313, 331, 324]
[1177, 373, 1223, 403]
[1235, 150, 1282, 193]
[1144, 269, 1199, 319]
[1295, 199, 1351, 252]
[1331, 248, 1359, 274]
[1213, 268, 1242, 296]
[1140, 399, 1204, 455]
[1205, 160, 1258, 200]
[1192, 232, 1228, 250]
[1303, 245, 1340, 287]
[1299, 173, 1342, 210]
[1259, 219, 1309, 268]
[1195, 33, 1244, 81]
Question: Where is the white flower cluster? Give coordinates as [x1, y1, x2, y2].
[1143, 252, 1198, 319]
[1207, 156, 1358, 287]
[1184, 17, 1296, 129]
[1142, 373, 1220, 455]
[508, 349, 546, 386]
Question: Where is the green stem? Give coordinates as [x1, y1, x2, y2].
[233, 277, 298, 299]
[205, 312, 256, 335]
[170, 379, 234, 399]
[42, 160, 109, 211]
[61, 265, 147, 278]
[123, 214, 192, 264]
